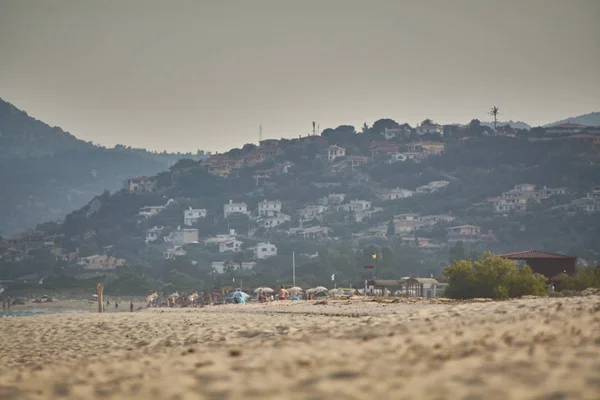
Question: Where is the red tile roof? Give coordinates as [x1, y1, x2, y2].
[499, 250, 576, 260]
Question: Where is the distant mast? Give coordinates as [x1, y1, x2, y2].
[259, 125, 263, 143]
[312, 121, 316, 136]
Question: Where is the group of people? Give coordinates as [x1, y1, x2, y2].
[2, 296, 11, 311]
[106, 298, 134, 312]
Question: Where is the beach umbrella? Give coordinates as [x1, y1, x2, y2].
[254, 287, 274, 293]
[329, 288, 343, 296]
[225, 291, 250, 298]
[288, 286, 303, 295]
[312, 286, 328, 293]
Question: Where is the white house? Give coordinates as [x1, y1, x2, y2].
[327, 145, 346, 162]
[341, 200, 372, 213]
[317, 193, 346, 206]
[145, 226, 164, 243]
[164, 247, 187, 259]
[298, 205, 328, 221]
[138, 205, 164, 218]
[416, 180, 450, 194]
[224, 200, 250, 218]
[259, 213, 291, 228]
[382, 126, 411, 140]
[257, 200, 282, 217]
[253, 242, 278, 259]
[164, 227, 199, 246]
[288, 226, 330, 240]
[184, 207, 207, 226]
[219, 239, 243, 253]
[416, 121, 444, 136]
[389, 152, 422, 163]
[377, 188, 414, 201]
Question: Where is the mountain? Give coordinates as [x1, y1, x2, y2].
[544, 112, 600, 127]
[0, 98, 205, 236]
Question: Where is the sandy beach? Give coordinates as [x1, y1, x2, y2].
[1, 296, 599, 400]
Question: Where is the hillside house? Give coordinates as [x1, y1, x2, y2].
[77, 255, 125, 270]
[184, 207, 207, 226]
[419, 214, 456, 227]
[258, 200, 282, 217]
[370, 141, 399, 157]
[407, 141, 445, 155]
[546, 123, 588, 135]
[377, 187, 414, 201]
[138, 205, 165, 218]
[341, 200, 372, 213]
[416, 180, 450, 194]
[145, 226, 164, 243]
[259, 139, 280, 148]
[219, 239, 243, 253]
[252, 242, 278, 259]
[416, 121, 443, 136]
[346, 156, 369, 168]
[446, 225, 482, 243]
[163, 247, 187, 259]
[492, 184, 567, 214]
[318, 193, 346, 206]
[327, 145, 346, 162]
[389, 152, 422, 163]
[124, 176, 157, 193]
[298, 205, 328, 221]
[289, 226, 330, 240]
[354, 207, 382, 223]
[258, 213, 291, 228]
[224, 200, 250, 218]
[164, 228, 199, 246]
[382, 126, 411, 140]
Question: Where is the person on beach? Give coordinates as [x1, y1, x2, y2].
[130, 301, 134, 312]
[278, 286, 289, 300]
[115, 301, 119, 309]
[258, 289, 264, 303]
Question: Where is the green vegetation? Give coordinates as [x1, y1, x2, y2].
[560, 267, 600, 291]
[444, 253, 548, 299]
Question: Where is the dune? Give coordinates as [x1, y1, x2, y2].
[0, 296, 599, 399]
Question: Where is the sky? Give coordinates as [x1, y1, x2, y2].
[0, 0, 599, 153]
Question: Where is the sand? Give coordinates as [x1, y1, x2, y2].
[1, 296, 599, 400]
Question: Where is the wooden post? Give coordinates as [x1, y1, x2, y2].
[97, 283, 104, 313]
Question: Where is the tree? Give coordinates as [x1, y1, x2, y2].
[449, 241, 466, 263]
[233, 251, 245, 271]
[386, 219, 395, 237]
[489, 106, 500, 131]
[371, 119, 400, 135]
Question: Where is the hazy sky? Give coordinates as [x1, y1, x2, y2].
[1, 0, 599, 153]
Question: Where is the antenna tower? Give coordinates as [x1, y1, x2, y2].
[259, 125, 263, 142]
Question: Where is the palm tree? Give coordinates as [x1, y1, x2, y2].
[489, 106, 500, 131]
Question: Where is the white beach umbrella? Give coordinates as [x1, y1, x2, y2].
[312, 286, 328, 293]
[329, 288, 344, 296]
[254, 287, 274, 293]
[288, 286, 303, 295]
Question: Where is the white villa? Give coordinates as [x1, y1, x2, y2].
[288, 226, 330, 240]
[317, 193, 346, 206]
[491, 184, 568, 214]
[298, 205, 328, 221]
[327, 145, 346, 162]
[377, 188, 414, 201]
[224, 200, 250, 218]
[164, 227, 199, 246]
[145, 226, 164, 244]
[211, 261, 256, 274]
[416, 180, 450, 194]
[389, 152, 422, 163]
[252, 242, 278, 259]
[341, 200, 372, 213]
[259, 213, 291, 228]
[138, 205, 164, 218]
[184, 207, 207, 226]
[163, 247, 187, 259]
[257, 200, 282, 217]
[219, 239, 243, 253]
[416, 121, 444, 136]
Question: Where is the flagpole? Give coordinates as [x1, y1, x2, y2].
[292, 251, 296, 287]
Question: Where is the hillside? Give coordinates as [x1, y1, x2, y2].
[544, 111, 600, 127]
[0, 98, 206, 235]
[1, 118, 599, 295]
[480, 120, 531, 130]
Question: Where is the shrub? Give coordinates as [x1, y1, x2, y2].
[560, 266, 600, 291]
[444, 252, 547, 299]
